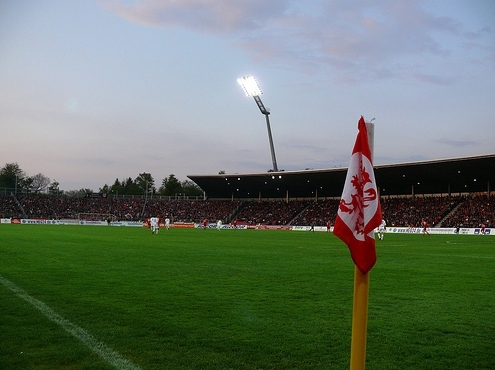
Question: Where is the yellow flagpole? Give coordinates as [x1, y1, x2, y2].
[349, 267, 370, 369]
[349, 120, 375, 370]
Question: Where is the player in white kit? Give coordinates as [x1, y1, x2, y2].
[150, 217, 159, 234]
[377, 219, 386, 240]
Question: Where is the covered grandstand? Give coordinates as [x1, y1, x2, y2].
[187, 154, 495, 199]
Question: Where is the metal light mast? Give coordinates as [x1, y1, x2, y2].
[238, 76, 279, 172]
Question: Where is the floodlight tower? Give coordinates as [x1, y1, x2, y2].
[237, 76, 279, 172]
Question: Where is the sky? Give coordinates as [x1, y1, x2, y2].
[1, 0, 494, 192]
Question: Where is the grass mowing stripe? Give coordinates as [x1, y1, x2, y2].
[0, 274, 142, 370]
[394, 252, 495, 259]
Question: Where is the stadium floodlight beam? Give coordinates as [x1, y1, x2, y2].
[237, 76, 278, 172]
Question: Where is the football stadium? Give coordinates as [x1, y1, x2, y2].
[2, 1, 495, 369]
[1, 154, 495, 369]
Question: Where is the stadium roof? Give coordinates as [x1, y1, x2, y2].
[188, 154, 495, 199]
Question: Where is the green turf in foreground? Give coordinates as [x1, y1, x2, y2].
[0, 225, 494, 369]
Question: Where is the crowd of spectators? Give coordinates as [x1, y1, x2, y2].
[442, 195, 494, 228]
[0, 195, 19, 218]
[235, 200, 311, 225]
[0, 195, 241, 223]
[380, 196, 462, 228]
[142, 199, 241, 223]
[291, 199, 340, 226]
[0, 194, 493, 228]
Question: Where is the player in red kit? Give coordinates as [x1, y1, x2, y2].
[422, 218, 430, 236]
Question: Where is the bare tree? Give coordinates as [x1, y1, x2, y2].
[29, 173, 51, 194]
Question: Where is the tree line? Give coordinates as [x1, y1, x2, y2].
[0, 163, 203, 197]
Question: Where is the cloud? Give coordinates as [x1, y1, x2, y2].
[435, 138, 477, 148]
[103, 0, 489, 82]
[464, 26, 491, 40]
[103, 0, 289, 33]
[282, 141, 328, 153]
[413, 73, 455, 85]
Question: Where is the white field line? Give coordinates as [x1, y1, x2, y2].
[0, 275, 142, 370]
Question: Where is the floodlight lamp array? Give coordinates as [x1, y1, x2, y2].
[237, 76, 262, 97]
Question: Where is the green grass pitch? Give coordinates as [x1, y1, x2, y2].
[1, 225, 494, 369]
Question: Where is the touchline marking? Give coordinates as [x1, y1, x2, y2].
[0, 275, 141, 370]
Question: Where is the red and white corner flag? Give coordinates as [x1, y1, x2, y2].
[334, 116, 382, 274]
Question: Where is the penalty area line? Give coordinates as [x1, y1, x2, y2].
[0, 275, 141, 370]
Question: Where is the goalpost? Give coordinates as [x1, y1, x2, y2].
[77, 213, 117, 222]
